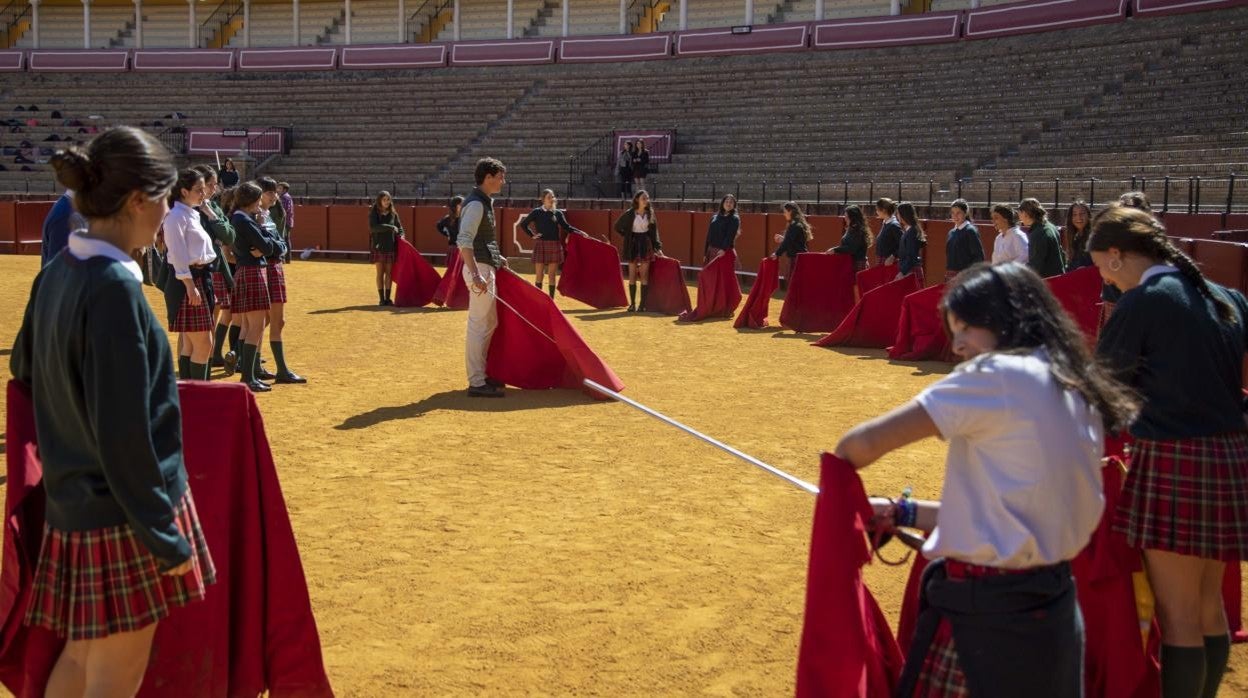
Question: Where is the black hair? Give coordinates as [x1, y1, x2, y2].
[1064, 201, 1092, 261]
[991, 204, 1018, 227]
[717, 194, 738, 218]
[950, 198, 969, 216]
[844, 205, 873, 247]
[473, 157, 506, 186]
[256, 176, 279, 193]
[632, 189, 651, 214]
[232, 182, 264, 213]
[169, 168, 205, 205]
[896, 202, 926, 244]
[448, 195, 464, 217]
[783, 201, 813, 242]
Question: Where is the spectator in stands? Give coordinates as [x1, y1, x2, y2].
[277, 182, 295, 262]
[990, 204, 1029, 265]
[1090, 204, 1248, 698]
[517, 189, 587, 299]
[633, 140, 650, 192]
[704, 194, 741, 266]
[40, 185, 87, 266]
[1063, 201, 1093, 270]
[828, 204, 871, 272]
[617, 142, 634, 197]
[874, 198, 902, 267]
[438, 195, 464, 263]
[459, 157, 509, 398]
[771, 201, 812, 287]
[895, 202, 926, 283]
[220, 158, 240, 188]
[1019, 198, 1065, 278]
[369, 190, 405, 306]
[255, 177, 305, 385]
[161, 168, 217, 380]
[945, 199, 985, 281]
[614, 189, 663, 312]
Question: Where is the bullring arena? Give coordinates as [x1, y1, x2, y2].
[2, 0, 1248, 695]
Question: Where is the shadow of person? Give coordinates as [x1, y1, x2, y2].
[563, 307, 626, 315]
[335, 388, 603, 430]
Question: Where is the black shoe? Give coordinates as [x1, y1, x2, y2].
[246, 380, 272, 393]
[210, 356, 225, 368]
[222, 351, 238, 376]
[484, 376, 504, 388]
[384, 299, 394, 306]
[256, 367, 277, 381]
[467, 384, 504, 398]
[275, 371, 307, 384]
[627, 304, 636, 312]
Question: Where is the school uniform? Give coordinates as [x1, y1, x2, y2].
[899, 350, 1102, 697]
[634, 149, 650, 184]
[258, 209, 290, 305]
[614, 209, 662, 262]
[200, 200, 235, 311]
[522, 206, 577, 265]
[773, 222, 808, 260]
[1097, 266, 1248, 561]
[831, 225, 869, 272]
[11, 232, 214, 640]
[944, 221, 985, 281]
[40, 189, 86, 267]
[898, 225, 925, 283]
[991, 226, 1029, 265]
[437, 214, 459, 259]
[1064, 227, 1093, 271]
[219, 168, 239, 188]
[1026, 219, 1066, 278]
[617, 151, 633, 195]
[369, 207, 404, 264]
[704, 212, 740, 264]
[231, 210, 280, 314]
[875, 216, 903, 265]
[162, 201, 217, 333]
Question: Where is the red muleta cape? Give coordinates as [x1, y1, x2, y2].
[1045, 265, 1104, 347]
[645, 256, 692, 316]
[816, 273, 923, 350]
[557, 234, 629, 309]
[887, 283, 955, 362]
[856, 264, 899, 297]
[432, 247, 469, 310]
[796, 453, 904, 698]
[734, 257, 780, 329]
[779, 253, 857, 333]
[486, 269, 625, 399]
[679, 250, 742, 322]
[392, 238, 442, 307]
[1, 381, 333, 698]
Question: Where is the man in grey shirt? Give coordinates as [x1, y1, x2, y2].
[458, 158, 508, 397]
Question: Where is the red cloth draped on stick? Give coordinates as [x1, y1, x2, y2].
[392, 238, 442, 307]
[0, 381, 333, 698]
[557, 234, 628, 309]
[816, 273, 923, 349]
[733, 257, 780, 329]
[779, 253, 857, 333]
[857, 263, 899, 297]
[432, 247, 469, 309]
[1045, 266, 1103, 346]
[679, 250, 742, 322]
[486, 269, 625, 399]
[797, 453, 904, 698]
[644, 255, 692, 316]
[887, 283, 956, 362]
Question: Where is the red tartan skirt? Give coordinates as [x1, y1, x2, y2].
[1114, 432, 1248, 560]
[24, 489, 215, 640]
[531, 239, 564, 265]
[169, 274, 214, 333]
[266, 260, 288, 304]
[370, 251, 395, 264]
[232, 265, 271, 314]
[624, 233, 655, 263]
[913, 619, 967, 698]
[211, 271, 231, 311]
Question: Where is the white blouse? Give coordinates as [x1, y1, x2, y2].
[631, 212, 651, 234]
[163, 201, 216, 279]
[991, 226, 1030, 265]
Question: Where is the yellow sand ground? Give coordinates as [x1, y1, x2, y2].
[0, 256, 1244, 696]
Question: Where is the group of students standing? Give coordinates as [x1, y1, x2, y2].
[616, 139, 652, 197]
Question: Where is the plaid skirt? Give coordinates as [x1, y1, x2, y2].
[370, 251, 396, 264]
[1114, 432, 1248, 560]
[267, 260, 288, 304]
[24, 489, 215, 641]
[170, 274, 214, 333]
[232, 265, 271, 314]
[624, 233, 655, 263]
[944, 269, 961, 283]
[913, 619, 968, 698]
[212, 271, 231, 311]
[531, 239, 564, 265]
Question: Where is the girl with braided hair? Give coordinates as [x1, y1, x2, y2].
[1090, 203, 1248, 698]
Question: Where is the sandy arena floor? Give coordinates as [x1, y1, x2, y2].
[0, 255, 1245, 696]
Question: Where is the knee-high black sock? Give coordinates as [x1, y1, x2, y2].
[254, 346, 264, 376]
[188, 362, 207, 381]
[640, 284, 649, 310]
[1202, 634, 1230, 698]
[178, 356, 192, 380]
[1162, 644, 1207, 698]
[227, 325, 241, 353]
[534, 280, 542, 289]
[385, 286, 392, 303]
[270, 341, 290, 375]
[629, 282, 637, 306]
[378, 289, 385, 304]
[238, 343, 256, 383]
[548, 284, 556, 299]
[213, 324, 228, 360]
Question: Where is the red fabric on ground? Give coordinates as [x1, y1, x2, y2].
[733, 257, 780, 329]
[816, 274, 923, 349]
[0, 381, 332, 698]
[432, 247, 469, 310]
[679, 250, 742, 322]
[393, 238, 442, 307]
[486, 270, 625, 399]
[888, 284, 955, 362]
[779, 253, 857, 333]
[857, 264, 899, 296]
[557, 234, 628, 309]
[1046, 266, 1103, 347]
[797, 453, 903, 698]
[896, 553, 930, 657]
[645, 255, 692, 316]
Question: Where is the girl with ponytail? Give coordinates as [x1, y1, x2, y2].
[1089, 203, 1248, 698]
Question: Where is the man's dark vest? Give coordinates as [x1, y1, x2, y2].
[464, 188, 503, 268]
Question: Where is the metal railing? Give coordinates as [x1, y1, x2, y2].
[156, 126, 187, 156]
[406, 0, 451, 43]
[244, 126, 291, 174]
[199, 0, 242, 48]
[567, 132, 614, 197]
[0, 0, 31, 49]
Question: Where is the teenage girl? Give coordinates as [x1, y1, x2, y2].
[771, 201, 812, 286]
[1063, 201, 1093, 271]
[256, 177, 304, 385]
[895, 202, 927, 283]
[11, 126, 215, 696]
[1090, 204, 1248, 698]
[829, 204, 872, 272]
[945, 198, 984, 281]
[192, 166, 236, 373]
[437, 195, 464, 265]
[515, 188, 586, 298]
[161, 168, 216, 380]
[874, 198, 902, 266]
[613, 189, 664, 312]
[230, 183, 279, 393]
[704, 194, 741, 265]
[369, 190, 405, 306]
[836, 262, 1138, 697]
